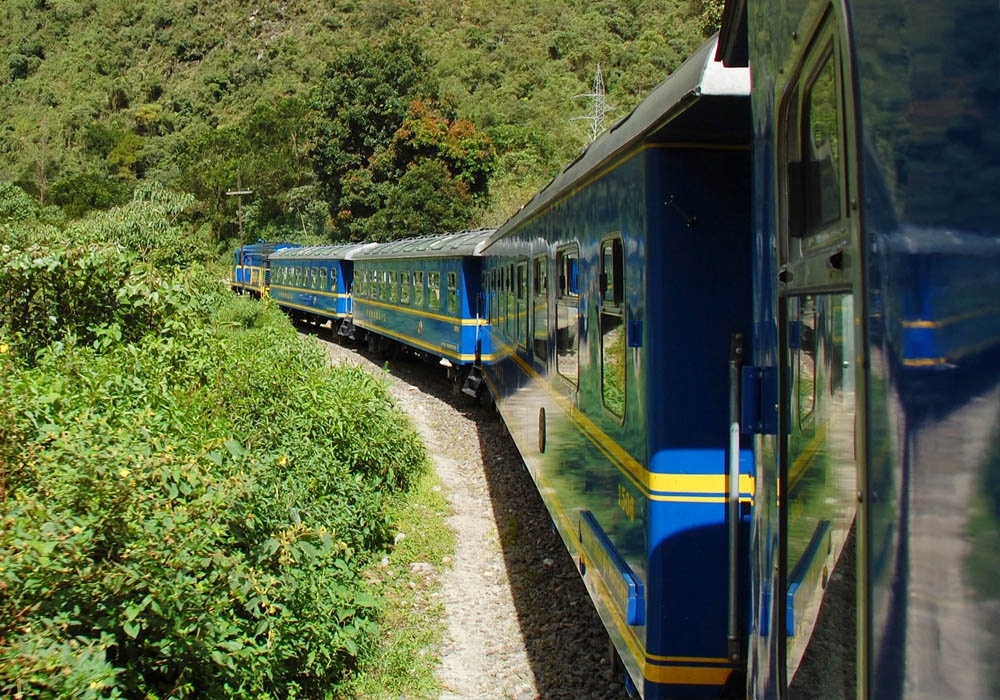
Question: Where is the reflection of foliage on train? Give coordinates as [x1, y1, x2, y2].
[967, 424, 1000, 696]
[543, 416, 647, 574]
[785, 294, 857, 655]
[852, 1, 910, 210]
[808, 59, 840, 168]
[602, 319, 626, 418]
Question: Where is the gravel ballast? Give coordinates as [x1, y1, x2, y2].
[312, 331, 632, 700]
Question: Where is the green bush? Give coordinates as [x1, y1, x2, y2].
[0, 242, 194, 362]
[0, 272, 426, 697]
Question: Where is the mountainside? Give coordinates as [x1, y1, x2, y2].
[0, 0, 720, 242]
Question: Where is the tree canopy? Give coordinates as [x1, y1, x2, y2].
[0, 0, 721, 243]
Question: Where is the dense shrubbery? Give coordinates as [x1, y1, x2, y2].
[0, 213, 426, 697]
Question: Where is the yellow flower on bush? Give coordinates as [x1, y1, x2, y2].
[119, 468, 131, 478]
[0, 343, 8, 354]
[278, 455, 288, 467]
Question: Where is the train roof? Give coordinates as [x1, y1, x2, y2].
[486, 35, 749, 246]
[240, 241, 300, 254]
[268, 242, 374, 261]
[348, 228, 497, 260]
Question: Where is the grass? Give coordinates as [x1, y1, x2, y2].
[333, 467, 456, 699]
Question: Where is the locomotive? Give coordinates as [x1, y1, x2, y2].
[230, 241, 300, 298]
[232, 0, 1000, 697]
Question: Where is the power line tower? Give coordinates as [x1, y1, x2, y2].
[571, 64, 613, 144]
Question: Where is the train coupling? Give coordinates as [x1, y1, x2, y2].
[461, 366, 485, 398]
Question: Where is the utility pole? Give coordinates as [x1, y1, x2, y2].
[571, 64, 613, 144]
[225, 173, 253, 241]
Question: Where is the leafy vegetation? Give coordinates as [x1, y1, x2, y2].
[335, 470, 455, 700]
[0, 189, 430, 697]
[0, 0, 722, 244]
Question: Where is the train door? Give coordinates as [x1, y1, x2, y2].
[775, 8, 866, 699]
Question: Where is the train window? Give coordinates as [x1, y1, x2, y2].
[330, 267, 337, 292]
[783, 293, 857, 698]
[600, 237, 625, 417]
[447, 271, 458, 314]
[414, 270, 424, 307]
[428, 271, 441, 310]
[501, 263, 508, 332]
[600, 238, 624, 307]
[490, 268, 498, 324]
[309, 268, 317, 290]
[353, 270, 362, 297]
[381, 271, 390, 301]
[791, 296, 817, 428]
[555, 246, 579, 386]
[401, 271, 411, 304]
[558, 249, 579, 297]
[784, 33, 848, 254]
[320, 267, 328, 291]
[389, 270, 398, 302]
[533, 255, 548, 365]
[505, 261, 515, 339]
[516, 261, 527, 349]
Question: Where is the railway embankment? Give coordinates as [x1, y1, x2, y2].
[312, 329, 632, 700]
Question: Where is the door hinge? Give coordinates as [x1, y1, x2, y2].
[741, 366, 777, 435]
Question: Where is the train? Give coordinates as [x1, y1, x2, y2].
[230, 241, 301, 298]
[231, 0, 1000, 698]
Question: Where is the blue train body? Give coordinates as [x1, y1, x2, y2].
[720, 0, 1000, 698]
[267, 244, 369, 329]
[231, 1, 1000, 697]
[348, 230, 495, 380]
[231, 241, 299, 297]
[481, 38, 754, 699]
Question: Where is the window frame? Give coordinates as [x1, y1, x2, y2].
[555, 244, 580, 388]
[599, 235, 626, 419]
[428, 270, 441, 311]
[414, 270, 425, 307]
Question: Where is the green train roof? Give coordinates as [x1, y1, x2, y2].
[268, 242, 374, 261]
[347, 228, 497, 260]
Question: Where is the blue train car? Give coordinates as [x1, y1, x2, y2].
[481, 39, 754, 699]
[231, 241, 299, 297]
[348, 229, 496, 389]
[881, 229, 1000, 372]
[267, 244, 369, 330]
[718, 0, 1000, 697]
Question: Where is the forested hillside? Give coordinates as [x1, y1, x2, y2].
[1, 0, 721, 245]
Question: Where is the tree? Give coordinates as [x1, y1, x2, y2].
[367, 160, 475, 240]
[309, 35, 434, 216]
[177, 98, 315, 241]
[309, 38, 496, 241]
[389, 100, 496, 199]
[49, 171, 127, 218]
